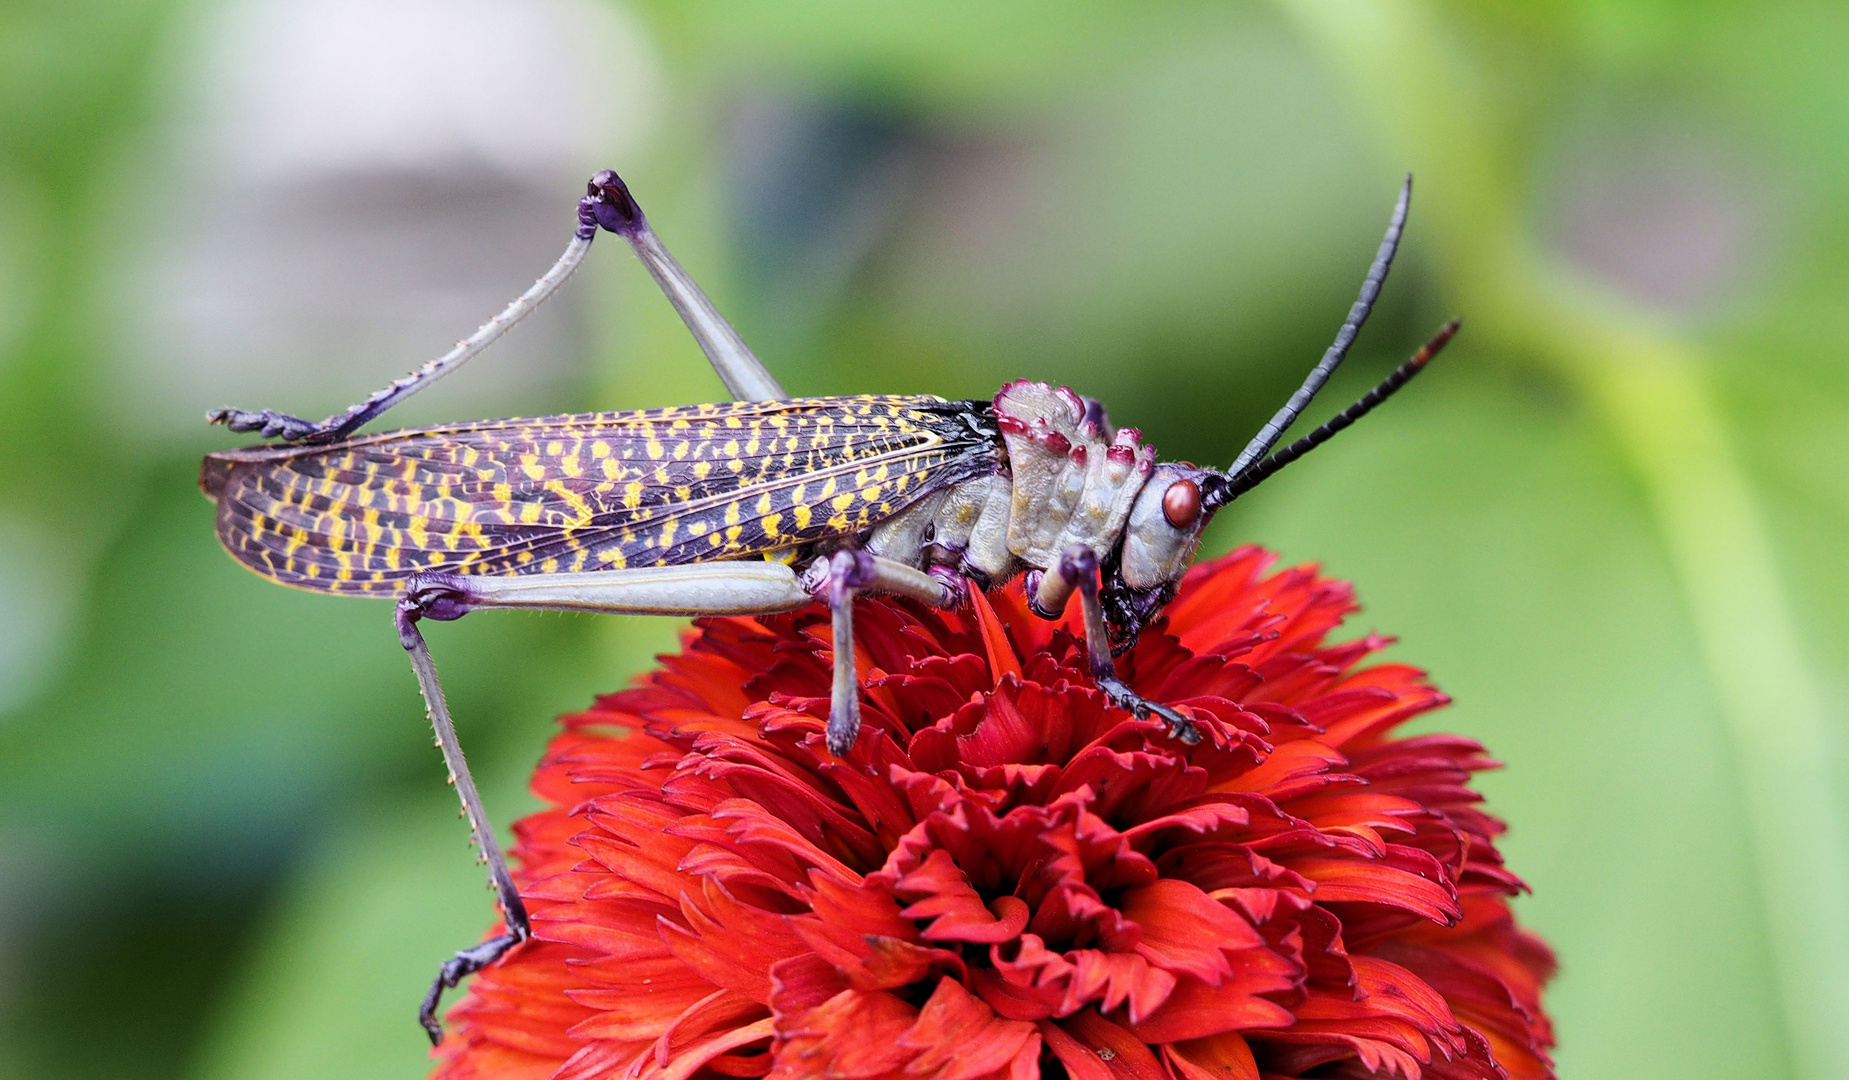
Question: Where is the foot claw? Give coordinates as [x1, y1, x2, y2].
[1098, 676, 1200, 745]
[1151, 701, 1202, 745]
[208, 407, 332, 443]
[419, 930, 527, 1045]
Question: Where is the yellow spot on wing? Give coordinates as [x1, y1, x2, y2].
[546, 481, 592, 524]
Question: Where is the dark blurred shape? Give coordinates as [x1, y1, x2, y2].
[2, 871, 270, 1079]
[726, 93, 926, 348]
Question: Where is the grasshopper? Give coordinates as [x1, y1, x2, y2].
[200, 169, 1457, 1041]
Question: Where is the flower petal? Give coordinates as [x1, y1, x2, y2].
[1044, 1010, 1167, 1080]
[431, 546, 1552, 1080]
[1164, 1032, 1259, 1080]
[1119, 878, 1264, 984]
[896, 978, 1039, 1080]
[1125, 973, 1297, 1044]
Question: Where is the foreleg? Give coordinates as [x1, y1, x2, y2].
[1034, 545, 1200, 745]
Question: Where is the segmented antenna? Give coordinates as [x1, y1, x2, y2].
[1225, 174, 1412, 478]
[1211, 318, 1460, 505]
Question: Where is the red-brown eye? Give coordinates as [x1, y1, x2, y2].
[1161, 478, 1201, 529]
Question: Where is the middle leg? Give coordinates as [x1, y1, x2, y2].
[796, 552, 959, 755]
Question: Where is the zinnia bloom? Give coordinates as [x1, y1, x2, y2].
[432, 546, 1555, 1080]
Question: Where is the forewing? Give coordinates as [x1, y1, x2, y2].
[203, 396, 998, 596]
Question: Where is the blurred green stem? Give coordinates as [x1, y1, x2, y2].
[1281, 2, 1849, 1078]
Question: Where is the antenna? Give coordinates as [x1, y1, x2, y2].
[1210, 318, 1460, 505]
[1225, 174, 1412, 478]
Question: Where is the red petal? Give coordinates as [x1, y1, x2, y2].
[1045, 1010, 1169, 1080]
[968, 581, 1023, 685]
[1119, 878, 1265, 984]
[771, 989, 916, 1080]
[657, 1017, 776, 1080]
[1289, 845, 1463, 925]
[660, 877, 806, 1002]
[896, 978, 1039, 1080]
[897, 849, 1032, 944]
[548, 1040, 650, 1080]
[564, 957, 720, 1041]
[1126, 974, 1297, 1043]
[1164, 1032, 1260, 1080]
[1066, 949, 1177, 1022]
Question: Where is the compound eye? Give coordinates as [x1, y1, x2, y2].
[1161, 478, 1202, 529]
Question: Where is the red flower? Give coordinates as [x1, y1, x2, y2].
[432, 547, 1555, 1080]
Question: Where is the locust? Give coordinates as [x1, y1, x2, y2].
[200, 169, 1458, 1042]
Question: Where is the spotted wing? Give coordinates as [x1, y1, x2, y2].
[202, 395, 999, 596]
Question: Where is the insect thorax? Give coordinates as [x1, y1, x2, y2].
[870, 381, 1158, 586]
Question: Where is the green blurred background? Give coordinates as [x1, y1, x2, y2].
[2, 1, 1846, 1077]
